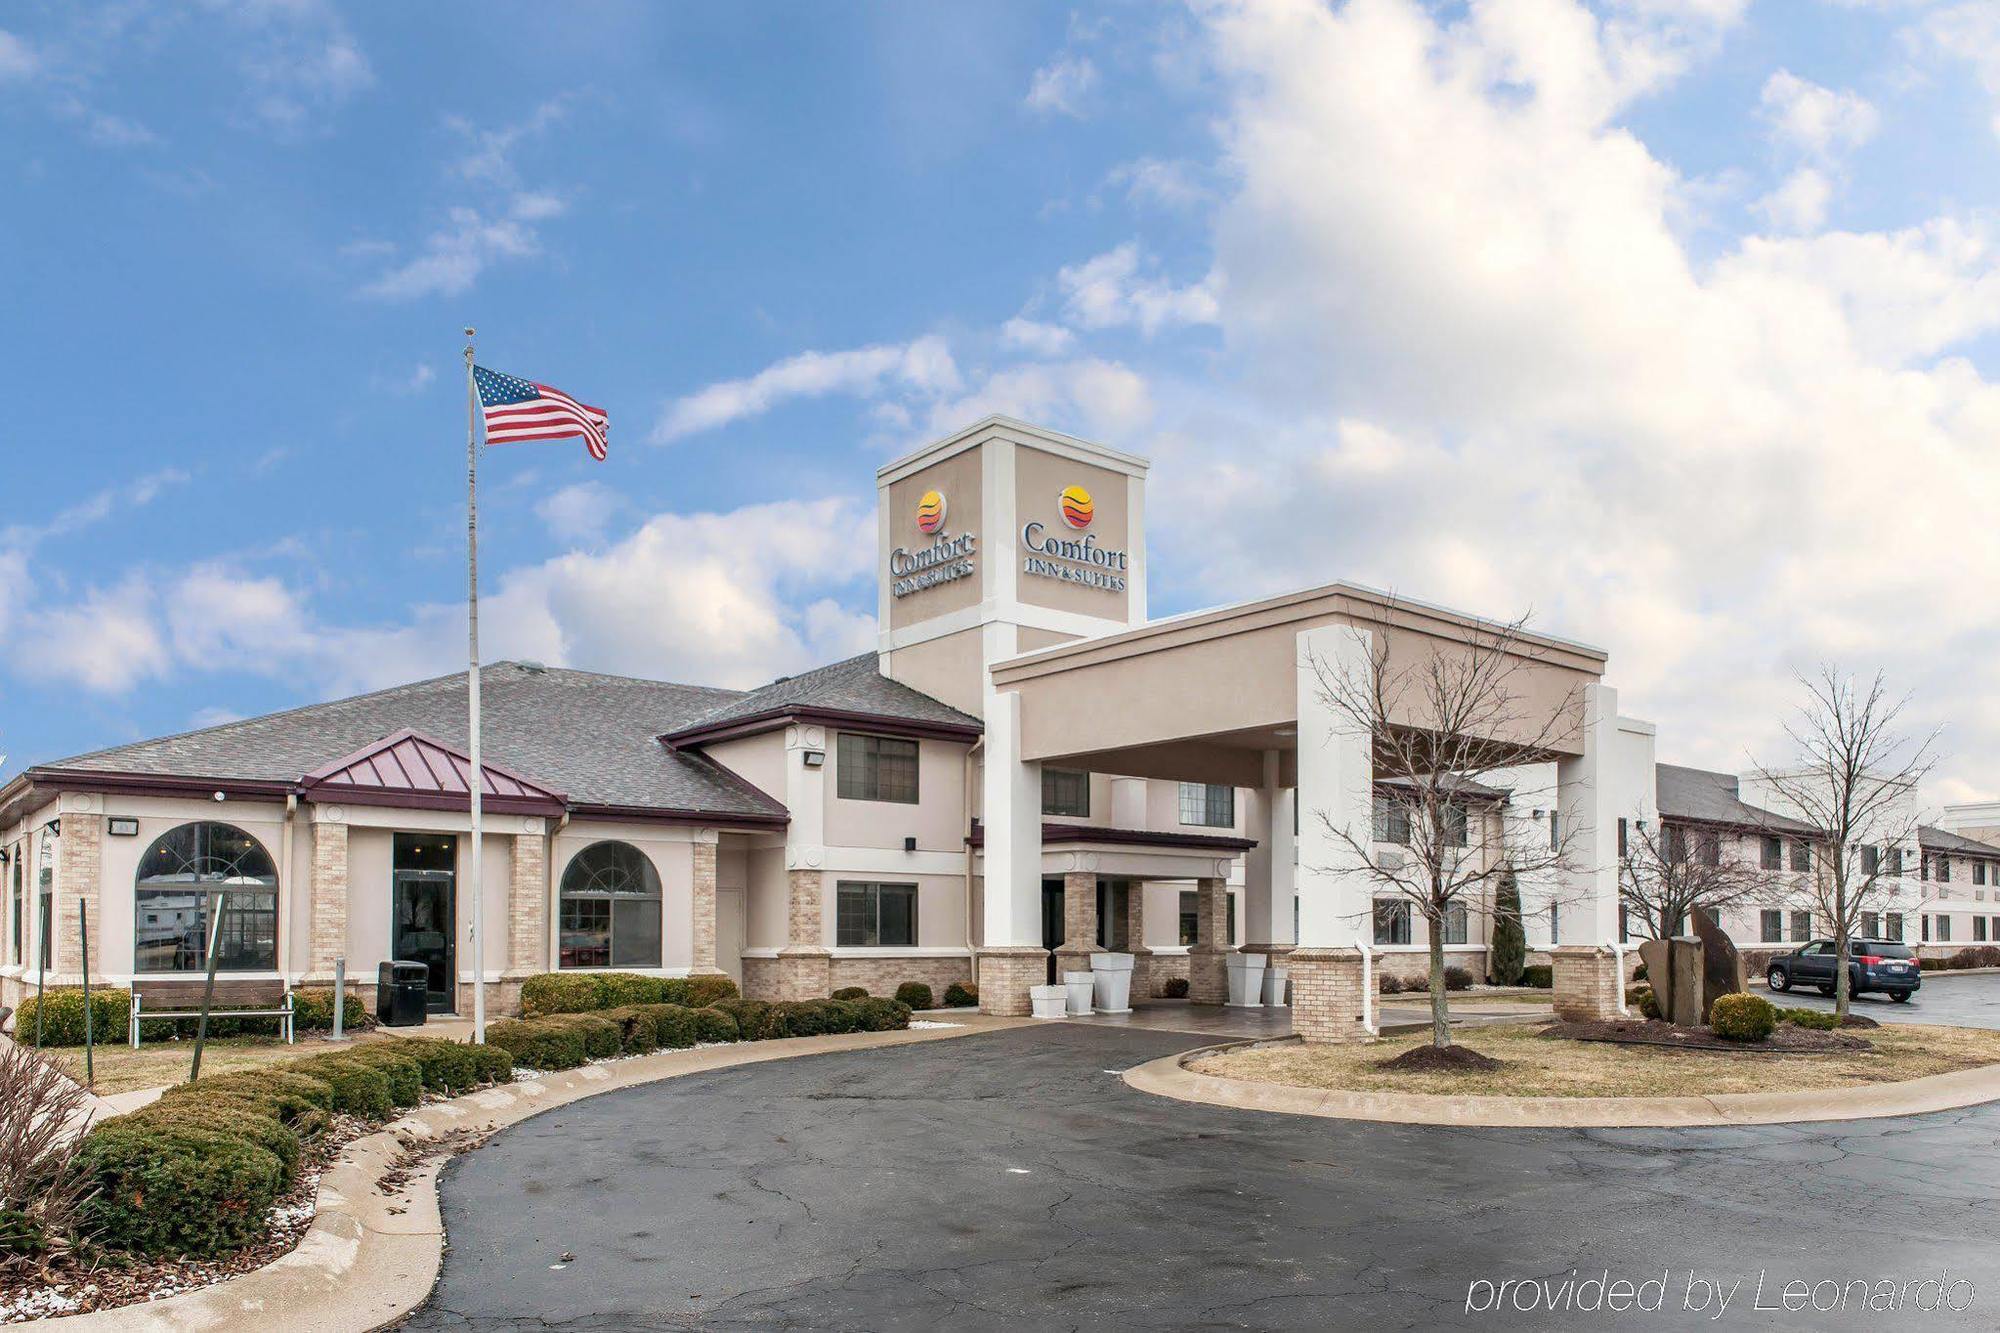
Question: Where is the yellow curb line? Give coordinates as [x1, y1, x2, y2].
[45, 1017, 1024, 1333]
[1121, 1042, 2000, 1129]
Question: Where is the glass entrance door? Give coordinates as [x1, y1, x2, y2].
[392, 833, 457, 1013]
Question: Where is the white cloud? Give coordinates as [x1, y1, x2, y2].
[22, 577, 172, 693]
[1, 468, 191, 551]
[1908, 3, 2000, 140]
[1760, 70, 1879, 156]
[1752, 166, 1832, 232]
[447, 98, 569, 187]
[1057, 243, 1220, 336]
[536, 481, 620, 547]
[1000, 317, 1076, 357]
[361, 205, 542, 301]
[653, 336, 961, 442]
[219, 0, 374, 135]
[1138, 0, 2000, 801]
[0, 29, 37, 82]
[1025, 53, 1098, 117]
[1104, 157, 1208, 210]
[925, 358, 1154, 442]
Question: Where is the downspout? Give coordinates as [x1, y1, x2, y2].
[963, 737, 984, 964]
[281, 792, 297, 985]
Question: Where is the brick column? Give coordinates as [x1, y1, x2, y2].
[1188, 876, 1229, 1004]
[775, 868, 832, 999]
[309, 818, 349, 975]
[1552, 944, 1623, 1021]
[977, 946, 1048, 1016]
[1123, 880, 1154, 1000]
[507, 831, 546, 973]
[56, 812, 102, 981]
[1289, 947, 1369, 1042]
[1054, 869, 1097, 974]
[690, 838, 724, 975]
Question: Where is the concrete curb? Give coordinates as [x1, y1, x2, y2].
[1122, 1042, 2000, 1129]
[46, 1017, 1021, 1332]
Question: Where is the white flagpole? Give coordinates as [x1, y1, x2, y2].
[464, 327, 486, 1044]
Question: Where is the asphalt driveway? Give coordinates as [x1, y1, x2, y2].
[1766, 969, 2000, 1028]
[408, 1025, 1999, 1330]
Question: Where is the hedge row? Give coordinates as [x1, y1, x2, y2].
[486, 995, 912, 1071]
[14, 986, 375, 1047]
[74, 1036, 510, 1258]
[517, 972, 740, 1018]
[1919, 945, 2000, 971]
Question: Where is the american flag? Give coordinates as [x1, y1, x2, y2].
[473, 365, 608, 460]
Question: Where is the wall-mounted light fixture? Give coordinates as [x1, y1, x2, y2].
[903, 836, 917, 853]
[107, 817, 140, 837]
[802, 750, 826, 769]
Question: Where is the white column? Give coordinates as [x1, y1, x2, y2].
[1242, 749, 1295, 949]
[783, 724, 828, 874]
[981, 688, 1044, 947]
[1109, 776, 1148, 830]
[1295, 625, 1373, 947]
[1557, 683, 1622, 944]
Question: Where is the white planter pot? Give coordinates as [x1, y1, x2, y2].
[1090, 952, 1135, 1013]
[1063, 971, 1096, 1016]
[1029, 984, 1068, 1020]
[1262, 966, 1290, 1007]
[1226, 952, 1268, 1007]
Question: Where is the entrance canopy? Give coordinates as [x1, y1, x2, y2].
[988, 582, 1605, 786]
[302, 728, 567, 817]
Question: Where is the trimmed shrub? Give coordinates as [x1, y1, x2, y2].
[595, 973, 667, 1007]
[671, 975, 740, 1008]
[160, 1068, 335, 1133]
[1488, 875, 1526, 985]
[692, 1006, 740, 1043]
[635, 1004, 699, 1050]
[1521, 964, 1553, 989]
[539, 1013, 621, 1060]
[821, 999, 864, 1034]
[378, 1038, 485, 1094]
[331, 1047, 425, 1108]
[1919, 956, 1949, 971]
[1627, 984, 1661, 1021]
[78, 1121, 287, 1256]
[1377, 972, 1405, 995]
[1631, 962, 1650, 982]
[1778, 1006, 1838, 1031]
[894, 982, 935, 1011]
[1710, 993, 1777, 1043]
[290, 988, 374, 1034]
[285, 1056, 394, 1119]
[467, 1042, 516, 1084]
[485, 1019, 588, 1071]
[1442, 966, 1473, 992]
[943, 981, 977, 1008]
[831, 986, 870, 1001]
[519, 973, 607, 1018]
[855, 997, 912, 1032]
[15, 986, 131, 1046]
[776, 1000, 830, 1038]
[121, 1099, 302, 1181]
[1162, 977, 1190, 999]
[598, 1006, 660, 1055]
[712, 997, 781, 1041]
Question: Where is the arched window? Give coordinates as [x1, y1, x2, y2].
[559, 841, 661, 969]
[134, 822, 278, 974]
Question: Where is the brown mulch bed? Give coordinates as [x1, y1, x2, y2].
[0, 1110, 495, 1323]
[1376, 1044, 1502, 1073]
[1542, 1017, 1873, 1055]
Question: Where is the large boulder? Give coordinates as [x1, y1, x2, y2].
[1692, 907, 1747, 1023]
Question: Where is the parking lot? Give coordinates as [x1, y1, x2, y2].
[1765, 969, 2000, 1028]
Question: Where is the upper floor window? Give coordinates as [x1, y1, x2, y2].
[1760, 835, 1782, 871]
[1790, 839, 1811, 873]
[1977, 862, 1989, 887]
[836, 881, 918, 947]
[134, 821, 278, 974]
[1445, 803, 1469, 849]
[1616, 817, 1628, 861]
[1936, 855, 1951, 883]
[1886, 847, 1903, 876]
[1861, 844, 1879, 876]
[1179, 782, 1234, 829]
[1041, 769, 1090, 818]
[1695, 831, 1721, 868]
[1372, 794, 1411, 845]
[836, 733, 919, 804]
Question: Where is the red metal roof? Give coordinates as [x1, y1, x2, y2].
[301, 728, 566, 815]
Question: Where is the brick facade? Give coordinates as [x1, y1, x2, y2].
[690, 838, 721, 974]
[1290, 946, 1369, 1043]
[1054, 869, 1096, 971]
[55, 811, 102, 979]
[309, 818, 348, 975]
[828, 954, 972, 1000]
[1188, 876, 1228, 1003]
[507, 831, 547, 974]
[766, 868, 833, 999]
[977, 945, 1049, 1016]
[1124, 882, 1153, 1001]
[1551, 944, 1623, 1020]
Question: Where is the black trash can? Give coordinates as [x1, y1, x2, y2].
[378, 960, 430, 1027]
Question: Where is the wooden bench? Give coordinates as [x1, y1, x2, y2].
[130, 978, 294, 1048]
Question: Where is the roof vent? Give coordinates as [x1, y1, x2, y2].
[517, 661, 548, 674]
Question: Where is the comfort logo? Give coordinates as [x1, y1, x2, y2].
[915, 489, 947, 535]
[1058, 485, 1094, 530]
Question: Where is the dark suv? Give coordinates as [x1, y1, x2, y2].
[1767, 938, 1920, 1002]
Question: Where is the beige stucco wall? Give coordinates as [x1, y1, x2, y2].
[744, 844, 789, 950]
[703, 734, 786, 804]
[822, 730, 970, 853]
[878, 626, 987, 718]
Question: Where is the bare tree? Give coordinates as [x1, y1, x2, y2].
[1618, 818, 1773, 943]
[1749, 668, 1936, 1021]
[1304, 610, 1583, 1050]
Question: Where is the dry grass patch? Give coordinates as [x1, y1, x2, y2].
[40, 1031, 400, 1097]
[1192, 1023, 2000, 1099]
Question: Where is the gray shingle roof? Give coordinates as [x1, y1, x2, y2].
[1655, 763, 1817, 834]
[675, 653, 980, 735]
[42, 664, 785, 820]
[1919, 825, 2000, 857]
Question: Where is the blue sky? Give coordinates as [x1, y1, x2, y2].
[3, 0, 1999, 804]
